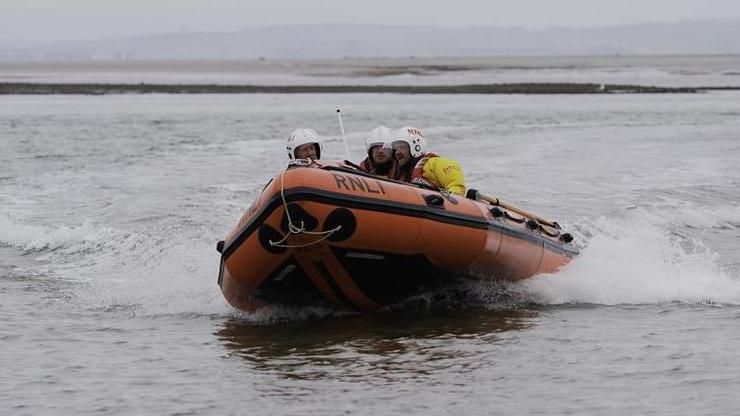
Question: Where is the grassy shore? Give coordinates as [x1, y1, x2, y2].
[0, 82, 711, 95]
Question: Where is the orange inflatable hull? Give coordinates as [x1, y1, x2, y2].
[217, 162, 578, 311]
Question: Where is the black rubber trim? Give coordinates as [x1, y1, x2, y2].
[217, 256, 225, 286]
[221, 187, 578, 259]
[323, 208, 357, 242]
[424, 194, 446, 209]
[258, 224, 288, 254]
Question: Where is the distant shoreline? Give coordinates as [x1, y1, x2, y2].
[1, 82, 729, 95]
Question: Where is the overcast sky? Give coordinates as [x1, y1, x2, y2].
[2, 0, 740, 41]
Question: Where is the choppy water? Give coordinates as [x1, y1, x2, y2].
[2, 88, 740, 415]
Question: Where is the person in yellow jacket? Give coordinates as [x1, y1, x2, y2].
[390, 127, 466, 196]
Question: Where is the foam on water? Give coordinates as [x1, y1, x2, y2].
[0, 214, 115, 254]
[0, 214, 229, 316]
[80, 238, 230, 317]
[519, 206, 740, 306]
[231, 304, 349, 323]
[0, 208, 333, 321]
[661, 202, 740, 230]
[4, 195, 739, 321]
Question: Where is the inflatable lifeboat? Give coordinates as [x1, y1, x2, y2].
[216, 160, 578, 312]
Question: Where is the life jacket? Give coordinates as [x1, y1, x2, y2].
[410, 152, 440, 190]
[359, 156, 398, 178]
[359, 158, 371, 172]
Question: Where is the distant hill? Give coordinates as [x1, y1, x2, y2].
[2, 19, 739, 61]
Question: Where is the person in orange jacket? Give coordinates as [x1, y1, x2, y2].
[391, 126, 466, 195]
[358, 125, 397, 178]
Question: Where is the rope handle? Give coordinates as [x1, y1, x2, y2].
[268, 167, 342, 248]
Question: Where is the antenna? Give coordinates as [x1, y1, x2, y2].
[336, 108, 352, 160]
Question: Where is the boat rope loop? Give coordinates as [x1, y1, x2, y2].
[269, 166, 342, 248]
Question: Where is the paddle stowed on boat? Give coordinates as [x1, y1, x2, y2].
[216, 160, 578, 312]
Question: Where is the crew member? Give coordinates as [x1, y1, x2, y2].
[391, 127, 466, 196]
[286, 128, 322, 161]
[358, 125, 397, 177]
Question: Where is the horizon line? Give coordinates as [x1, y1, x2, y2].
[2, 16, 739, 44]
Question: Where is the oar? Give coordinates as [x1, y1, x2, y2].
[467, 188, 561, 230]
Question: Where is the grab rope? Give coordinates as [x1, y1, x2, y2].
[269, 164, 342, 248]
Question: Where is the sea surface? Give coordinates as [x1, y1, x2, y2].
[2, 55, 740, 87]
[2, 61, 740, 415]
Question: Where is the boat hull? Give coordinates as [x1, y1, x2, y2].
[217, 164, 578, 311]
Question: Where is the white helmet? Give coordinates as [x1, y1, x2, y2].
[286, 128, 322, 161]
[364, 125, 393, 152]
[392, 126, 426, 158]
